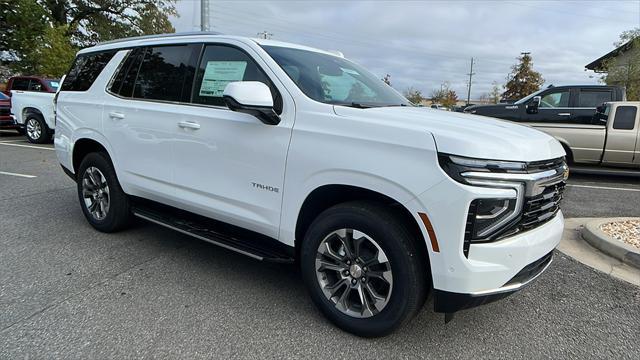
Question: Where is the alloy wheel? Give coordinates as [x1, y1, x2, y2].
[315, 228, 393, 318]
[26, 118, 41, 141]
[81, 167, 110, 220]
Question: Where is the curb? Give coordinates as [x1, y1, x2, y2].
[581, 218, 640, 269]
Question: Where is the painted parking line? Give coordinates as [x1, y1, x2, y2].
[566, 184, 640, 192]
[0, 139, 25, 143]
[0, 171, 37, 178]
[0, 142, 54, 151]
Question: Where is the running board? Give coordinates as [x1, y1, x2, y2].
[132, 202, 295, 264]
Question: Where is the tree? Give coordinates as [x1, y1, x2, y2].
[430, 83, 458, 109]
[489, 81, 502, 104]
[403, 86, 423, 104]
[502, 52, 544, 101]
[0, 0, 176, 76]
[602, 28, 640, 101]
[381, 74, 392, 86]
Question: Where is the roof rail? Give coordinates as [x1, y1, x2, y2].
[96, 31, 224, 46]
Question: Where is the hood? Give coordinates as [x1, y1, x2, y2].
[333, 106, 565, 162]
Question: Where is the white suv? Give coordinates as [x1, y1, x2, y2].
[55, 32, 567, 337]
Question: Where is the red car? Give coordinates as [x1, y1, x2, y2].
[0, 92, 16, 131]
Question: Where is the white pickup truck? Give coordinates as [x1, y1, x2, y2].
[6, 76, 59, 143]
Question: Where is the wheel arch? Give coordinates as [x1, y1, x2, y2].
[294, 184, 430, 272]
[72, 137, 112, 174]
[554, 137, 574, 164]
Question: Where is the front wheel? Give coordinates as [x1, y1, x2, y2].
[300, 201, 428, 337]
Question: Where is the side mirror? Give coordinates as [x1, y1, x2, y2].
[594, 105, 608, 124]
[223, 81, 280, 125]
[527, 96, 541, 114]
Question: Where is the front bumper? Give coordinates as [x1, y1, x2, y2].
[0, 115, 18, 129]
[433, 250, 554, 313]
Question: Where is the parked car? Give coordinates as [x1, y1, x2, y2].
[6, 76, 60, 143]
[533, 101, 639, 168]
[55, 33, 567, 337]
[465, 85, 636, 169]
[465, 85, 625, 123]
[0, 92, 16, 131]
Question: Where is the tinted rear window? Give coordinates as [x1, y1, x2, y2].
[109, 48, 145, 97]
[132, 45, 200, 102]
[613, 106, 637, 130]
[578, 90, 612, 107]
[61, 51, 116, 91]
[11, 78, 30, 90]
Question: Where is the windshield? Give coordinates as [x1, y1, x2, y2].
[514, 88, 546, 104]
[0, 92, 8, 100]
[262, 46, 410, 108]
[45, 79, 60, 90]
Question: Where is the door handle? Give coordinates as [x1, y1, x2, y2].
[557, 113, 571, 116]
[178, 121, 201, 130]
[109, 111, 125, 120]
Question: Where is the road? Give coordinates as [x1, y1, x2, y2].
[1, 133, 639, 359]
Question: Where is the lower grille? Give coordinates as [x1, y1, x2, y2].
[505, 251, 553, 286]
[0, 108, 10, 116]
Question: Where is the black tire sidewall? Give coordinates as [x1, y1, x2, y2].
[76, 152, 130, 232]
[300, 202, 426, 337]
[25, 115, 49, 144]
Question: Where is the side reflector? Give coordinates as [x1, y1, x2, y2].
[418, 212, 440, 253]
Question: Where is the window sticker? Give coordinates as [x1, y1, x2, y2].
[199, 61, 248, 97]
[49, 81, 60, 88]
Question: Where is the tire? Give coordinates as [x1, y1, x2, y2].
[24, 114, 50, 144]
[76, 152, 132, 232]
[300, 201, 428, 337]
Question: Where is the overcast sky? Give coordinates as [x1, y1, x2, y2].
[170, 0, 640, 99]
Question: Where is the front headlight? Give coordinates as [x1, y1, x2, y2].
[439, 154, 526, 246]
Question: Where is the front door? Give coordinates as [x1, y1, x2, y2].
[603, 105, 639, 165]
[171, 43, 294, 239]
[526, 87, 573, 123]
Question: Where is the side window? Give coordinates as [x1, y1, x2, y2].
[11, 78, 30, 90]
[28, 80, 44, 91]
[540, 90, 570, 108]
[109, 48, 145, 97]
[132, 44, 200, 102]
[192, 44, 282, 113]
[612, 106, 637, 130]
[61, 51, 116, 91]
[578, 90, 612, 107]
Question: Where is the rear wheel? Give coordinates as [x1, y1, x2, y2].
[300, 201, 428, 337]
[25, 114, 50, 144]
[77, 152, 132, 232]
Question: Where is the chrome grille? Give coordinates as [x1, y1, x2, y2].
[520, 182, 565, 230]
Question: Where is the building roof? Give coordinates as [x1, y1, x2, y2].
[585, 39, 635, 72]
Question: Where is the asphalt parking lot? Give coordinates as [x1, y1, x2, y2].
[1, 132, 639, 359]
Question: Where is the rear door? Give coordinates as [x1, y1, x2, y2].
[573, 87, 614, 124]
[603, 104, 639, 165]
[102, 44, 201, 201]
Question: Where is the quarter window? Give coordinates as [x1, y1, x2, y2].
[132, 45, 200, 102]
[578, 90, 612, 107]
[540, 90, 570, 108]
[110, 48, 145, 97]
[612, 106, 637, 130]
[192, 45, 281, 112]
[61, 51, 116, 91]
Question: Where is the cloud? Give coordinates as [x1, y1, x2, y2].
[171, 0, 639, 99]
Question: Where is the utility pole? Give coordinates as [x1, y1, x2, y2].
[257, 31, 273, 39]
[201, 0, 210, 32]
[466, 57, 475, 106]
